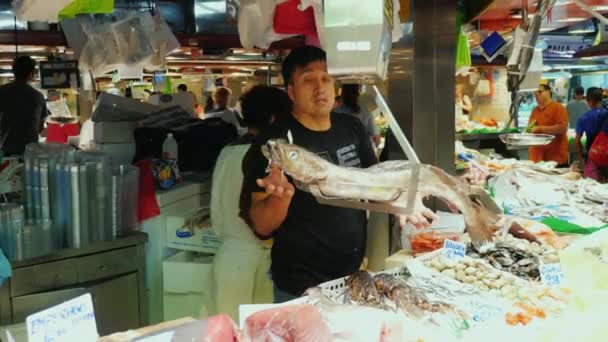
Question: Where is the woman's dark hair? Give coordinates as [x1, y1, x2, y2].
[281, 46, 327, 89]
[341, 84, 361, 113]
[240, 85, 292, 129]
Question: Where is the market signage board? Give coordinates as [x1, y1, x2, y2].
[26, 293, 98, 342]
[443, 239, 466, 261]
[539, 263, 564, 286]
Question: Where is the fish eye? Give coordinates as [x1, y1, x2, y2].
[287, 151, 298, 160]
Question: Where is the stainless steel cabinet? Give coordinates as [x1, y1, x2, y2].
[0, 232, 148, 336]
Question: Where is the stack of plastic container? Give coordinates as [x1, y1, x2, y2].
[23, 143, 73, 251]
[0, 203, 23, 261]
[111, 165, 140, 237]
[23, 143, 138, 251]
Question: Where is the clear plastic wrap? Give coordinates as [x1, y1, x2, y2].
[112, 14, 154, 66]
[145, 11, 180, 70]
[77, 10, 177, 76]
[238, 0, 295, 49]
[111, 165, 140, 237]
[79, 18, 123, 77]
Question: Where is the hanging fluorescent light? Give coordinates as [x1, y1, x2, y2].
[510, 14, 535, 19]
[556, 17, 587, 23]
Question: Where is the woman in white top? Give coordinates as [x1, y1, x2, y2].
[210, 85, 292, 320]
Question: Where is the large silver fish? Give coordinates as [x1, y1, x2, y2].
[261, 139, 497, 244]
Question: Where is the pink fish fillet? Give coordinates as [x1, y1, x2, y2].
[245, 304, 333, 342]
[206, 314, 240, 342]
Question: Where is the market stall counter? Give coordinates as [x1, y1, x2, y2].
[0, 232, 148, 336]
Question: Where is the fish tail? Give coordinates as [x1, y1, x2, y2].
[466, 203, 497, 244]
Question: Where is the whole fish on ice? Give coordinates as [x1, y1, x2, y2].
[261, 139, 497, 244]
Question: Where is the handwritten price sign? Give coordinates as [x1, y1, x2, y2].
[540, 263, 564, 286]
[26, 293, 98, 342]
[443, 239, 466, 261]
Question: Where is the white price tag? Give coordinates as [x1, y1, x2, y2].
[442, 239, 466, 260]
[26, 293, 98, 342]
[540, 263, 564, 286]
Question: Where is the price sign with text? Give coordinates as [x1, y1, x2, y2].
[26, 293, 98, 342]
[540, 263, 564, 286]
[443, 239, 466, 261]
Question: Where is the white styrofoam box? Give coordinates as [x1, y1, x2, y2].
[162, 251, 214, 320]
[142, 182, 210, 324]
[93, 121, 136, 143]
[164, 293, 209, 322]
[95, 142, 136, 167]
[163, 251, 214, 292]
[166, 208, 221, 254]
[155, 181, 211, 208]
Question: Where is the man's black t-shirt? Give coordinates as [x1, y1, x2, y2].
[240, 113, 377, 296]
[0, 82, 47, 156]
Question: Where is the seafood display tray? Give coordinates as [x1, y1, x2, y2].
[414, 249, 532, 287]
[499, 133, 555, 147]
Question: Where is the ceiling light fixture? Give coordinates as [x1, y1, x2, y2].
[556, 17, 587, 23]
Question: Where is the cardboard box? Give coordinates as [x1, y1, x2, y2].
[165, 208, 221, 254]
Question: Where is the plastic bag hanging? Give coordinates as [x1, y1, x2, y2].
[13, 0, 74, 23]
[238, 0, 296, 49]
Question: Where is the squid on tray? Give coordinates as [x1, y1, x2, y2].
[261, 139, 498, 244]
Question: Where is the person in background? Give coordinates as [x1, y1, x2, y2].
[575, 88, 608, 180]
[236, 86, 292, 144]
[334, 84, 381, 146]
[566, 86, 589, 129]
[211, 85, 292, 320]
[177, 83, 198, 107]
[0, 56, 47, 156]
[205, 87, 243, 131]
[204, 95, 215, 113]
[455, 83, 472, 116]
[528, 84, 569, 166]
[333, 95, 343, 111]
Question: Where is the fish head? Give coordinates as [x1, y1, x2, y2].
[261, 139, 330, 183]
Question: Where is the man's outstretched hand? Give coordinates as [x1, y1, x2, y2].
[398, 194, 438, 229]
[256, 164, 295, 199]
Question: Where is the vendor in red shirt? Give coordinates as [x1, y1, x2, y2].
[527, 84, 568, 165]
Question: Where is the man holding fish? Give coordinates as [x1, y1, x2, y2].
[240, 46, 436, 302]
